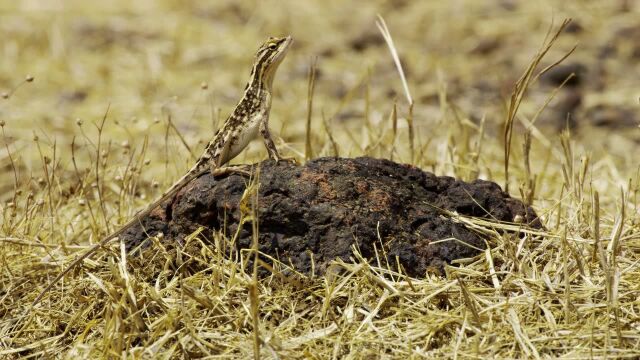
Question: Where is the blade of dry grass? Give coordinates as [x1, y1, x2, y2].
[503, 18, 572, 192]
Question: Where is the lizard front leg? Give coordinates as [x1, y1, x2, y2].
[259, 116, 280, 160]
[259, 117, 296, 163]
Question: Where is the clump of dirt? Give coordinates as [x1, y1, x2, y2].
[540, 62, 586, 88]
[122, 157, 541, 278]
[585, 105, 639, 129]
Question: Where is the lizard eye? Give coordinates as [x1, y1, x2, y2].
[268, 43, 278, 50]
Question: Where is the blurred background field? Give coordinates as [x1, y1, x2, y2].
[1, 0, 639, 195]
[1, 0, 640, 358]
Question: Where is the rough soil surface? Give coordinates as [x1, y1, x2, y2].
[122, 157, 541, 278]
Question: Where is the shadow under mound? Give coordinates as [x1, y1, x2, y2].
[122, 157, 541, 278]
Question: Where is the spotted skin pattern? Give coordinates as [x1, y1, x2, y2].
[32, 35, 293, 307]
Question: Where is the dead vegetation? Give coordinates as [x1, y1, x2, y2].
[1, 1, 640, 358]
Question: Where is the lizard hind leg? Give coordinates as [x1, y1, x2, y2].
[210, 163, 252, 177]
[208, 139, 251, 177]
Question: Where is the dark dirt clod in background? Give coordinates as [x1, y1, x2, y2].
[540, 62, 586, 88]
[123, 157, 541, 278]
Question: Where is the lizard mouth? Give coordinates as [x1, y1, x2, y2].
[271, 35, 293, 64]
[283, 35, 293, 48]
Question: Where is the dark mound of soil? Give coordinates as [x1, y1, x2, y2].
[123, 157, 541, 278]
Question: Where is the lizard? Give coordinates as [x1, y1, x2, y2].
[32, 35, 294, 307]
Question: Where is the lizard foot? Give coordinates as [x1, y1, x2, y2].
[274, 156, 298, 165]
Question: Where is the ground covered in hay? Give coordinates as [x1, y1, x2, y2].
[1, 1, 640, 358]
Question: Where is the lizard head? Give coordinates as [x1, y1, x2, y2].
[251, 35, 293, 90]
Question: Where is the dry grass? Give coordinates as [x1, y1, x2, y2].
[2, 1, 640, 358]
